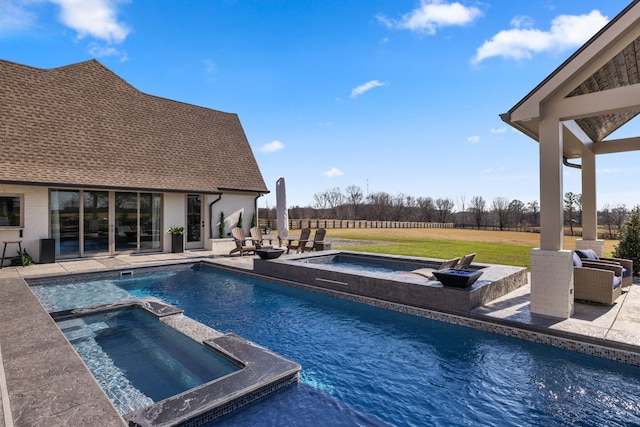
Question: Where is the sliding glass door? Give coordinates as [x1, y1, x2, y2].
[83, 191, 109, 254]
[51, 190, 162, 257]
[140, 193, 162, 250]
[50, 190, 80, 257]
[115, 192, 162, 252]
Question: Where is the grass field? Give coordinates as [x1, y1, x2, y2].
[320, 228, 619, 269]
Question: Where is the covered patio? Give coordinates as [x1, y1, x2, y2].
[501, 0, 640, 318]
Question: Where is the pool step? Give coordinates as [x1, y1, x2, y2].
[58, 318, 110, 344]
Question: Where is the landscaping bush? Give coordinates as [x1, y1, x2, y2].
[613, 206, 640, 276]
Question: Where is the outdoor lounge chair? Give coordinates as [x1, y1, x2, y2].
[301, 228, 327, 252]
[573, 252, 623, 305]
[250, 227, 274, 249]
[286, 228, 311, 254]
[455, 253, 476, 269]
[575, 249, 633, 288]
[407, 257, 460, 280]
[229, 227, 257, 256]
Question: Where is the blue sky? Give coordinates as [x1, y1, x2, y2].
[1, 0, 638, 210]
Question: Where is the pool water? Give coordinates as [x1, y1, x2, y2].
[298, 254, 424, 274]
[32, 267, 640, 426]
[56, 307, 240, 414]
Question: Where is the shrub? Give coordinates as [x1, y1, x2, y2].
[10, 249, 32, 267]
[613, 205, 640, 276]
[219, 211, 226, 238]
[237, 212, 243, 229]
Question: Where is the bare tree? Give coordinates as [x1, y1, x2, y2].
[612, 203, 628, 231]
[345, 185, 364, 219]
[469, 196, 486, 229]
[435, 197, 455, 223]
[416, 197, 436, 222]
[564, 192, 580, 236]
[508, 199, 526, 227]
[366, 191, 392, 221]
[313, 190, 330, 210]
[390, 193, 416, 221]
[602, 204, 614, 238]
[527, 200, 540, 226]
[492, 197, 510, 230]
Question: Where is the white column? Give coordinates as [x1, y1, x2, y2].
[577, 148, 603, 256]
[538, 119, 564, 251]
[530, 117, 574, 318]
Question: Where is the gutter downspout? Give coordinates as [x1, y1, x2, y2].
[563, 156, 581, 169]
[254, 194, 265, 228]
[209, 193, 223, 238]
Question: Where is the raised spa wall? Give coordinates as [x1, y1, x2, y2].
[254, 251, 527, 315]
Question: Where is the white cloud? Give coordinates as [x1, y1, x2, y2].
[259, 140, 284, 153]
[0, 0, 38, 34]
[350, 80, 387, 98]
[491, 127, 507, 134]
[378, 0, 482, 35]
[472, 10, 608, 64]
[50, 0, 130, 43]
[467, 135, 480, 143]
[323, 167, 344, 178]
[88, 42, 127, 61]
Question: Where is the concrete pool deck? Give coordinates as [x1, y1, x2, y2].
[0, 249, 638, 425]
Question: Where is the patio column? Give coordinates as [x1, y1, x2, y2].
[575, 149, 604, 256]
[530, 117, 574, 319]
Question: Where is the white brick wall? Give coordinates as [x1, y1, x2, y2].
[575, 239, 605, 257]
[530, 248, 574, 318]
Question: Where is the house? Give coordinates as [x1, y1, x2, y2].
[0, 59, 268, 263]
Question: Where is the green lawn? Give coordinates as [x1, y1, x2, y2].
[334, 239, 532, 268]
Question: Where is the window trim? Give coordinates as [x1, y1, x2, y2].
[0, 194, 24, 229]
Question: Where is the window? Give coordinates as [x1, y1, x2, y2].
[0, 196, 22, 227]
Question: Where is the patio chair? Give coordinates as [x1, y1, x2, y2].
[250, 227, 274, 249]
[229, 227, 257, 256]
[575, 249, 633, 288]
[573, 252, 623, 305]
[301, 228, 327, 252]
[455, 253, 476, 270]
[286, 228, 311, 254]
[406, 257, 460, 280]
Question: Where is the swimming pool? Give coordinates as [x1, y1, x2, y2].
[31, 266, 640, 426]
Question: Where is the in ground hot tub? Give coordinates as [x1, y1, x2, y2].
[254, 251, 526, 314]
[49, 297, 300, 426]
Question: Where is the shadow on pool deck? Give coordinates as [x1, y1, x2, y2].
[0, 249, 638, 426]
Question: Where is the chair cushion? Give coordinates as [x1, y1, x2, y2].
[572, 252, 583, 267]
[575, 249, 599, 260]
[613, 275, 622, 289]
[622, 267, 631, 277]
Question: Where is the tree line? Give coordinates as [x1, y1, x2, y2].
[259, 185, 629, 236]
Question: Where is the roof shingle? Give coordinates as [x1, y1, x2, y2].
[0, 59, 268, 193]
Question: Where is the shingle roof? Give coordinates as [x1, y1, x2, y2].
[501, 0, 640, 155]
[0, 59, 268, 194]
